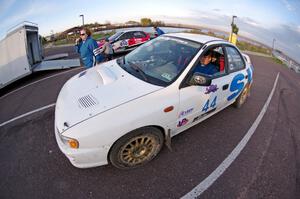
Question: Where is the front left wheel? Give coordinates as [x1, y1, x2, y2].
[109, 127, 164, 169]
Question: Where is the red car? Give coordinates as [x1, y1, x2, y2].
[97, 30, 150, 54]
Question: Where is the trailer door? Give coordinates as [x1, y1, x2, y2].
[0, 28, 31, 89]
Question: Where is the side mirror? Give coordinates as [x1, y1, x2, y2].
[189, 73, 212, 86]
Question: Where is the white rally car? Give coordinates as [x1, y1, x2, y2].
[55, 33, 253, 169]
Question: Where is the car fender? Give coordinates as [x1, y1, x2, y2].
[62, 85, 179, 152]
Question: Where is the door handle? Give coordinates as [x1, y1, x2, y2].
[223, 84, 229, 90]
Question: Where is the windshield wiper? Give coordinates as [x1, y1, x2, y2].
[127, 61, 148, 81]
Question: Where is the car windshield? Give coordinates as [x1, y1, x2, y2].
[117, 36, 202, 86]
[108, 31, 124, 41]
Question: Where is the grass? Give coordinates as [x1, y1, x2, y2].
[53, 39, 71, 46]
[236, 41, 270, 55]
[271, 57, 285, 65]
[92, 31, 115, 40]
[185, 29, 271, 56]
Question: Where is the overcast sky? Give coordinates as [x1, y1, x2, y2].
[1, 0, 300, 63]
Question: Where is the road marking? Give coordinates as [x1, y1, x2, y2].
[0, 67, 82, 100]
[0, 103, 56, 128]
[181, 72, 280, 199]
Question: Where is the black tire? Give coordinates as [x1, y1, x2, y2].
[233, 84, 250, 108]
[109, 127, 164, 169]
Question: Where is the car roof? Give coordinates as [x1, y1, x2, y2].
[121, 30, 144, 33]
[164, 32, 227, 44]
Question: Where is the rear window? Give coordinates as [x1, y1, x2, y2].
[133, 31, 146, 38]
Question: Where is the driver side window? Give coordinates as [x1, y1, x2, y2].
[193, 46, 225, 77]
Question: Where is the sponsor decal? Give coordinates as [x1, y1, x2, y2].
[120, 40, 128, 47]
[161, 73, 172, 81]
[227, 73, 245, 101]
[179, 108, 194, 118]
[201, 107, 216, 117]
[193, 115, 201, 123]
[177, 118, 189, 127]
[193, 106, 217, 123]
[205, 84, 219, 94]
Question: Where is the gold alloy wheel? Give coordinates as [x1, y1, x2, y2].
[119, 134, 159, 166]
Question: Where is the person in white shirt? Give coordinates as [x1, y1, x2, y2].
[101, 38, 114, 61]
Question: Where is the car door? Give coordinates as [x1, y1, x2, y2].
[113, 32, 132, 52]
[173, 45, 232, 136]
[222, 45, 249, 107]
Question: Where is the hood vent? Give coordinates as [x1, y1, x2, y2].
[78, 94, 99, 108]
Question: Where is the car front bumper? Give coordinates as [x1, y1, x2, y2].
[54, 126, 109, 168]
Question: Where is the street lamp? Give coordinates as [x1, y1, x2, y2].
[79, 14, 84, 26]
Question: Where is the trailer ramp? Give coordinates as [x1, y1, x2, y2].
[32, 59, 80, 72]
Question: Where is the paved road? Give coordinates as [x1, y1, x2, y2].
[0, 47, 299, 199]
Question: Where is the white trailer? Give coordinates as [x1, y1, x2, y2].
[0, 22, 80, 89]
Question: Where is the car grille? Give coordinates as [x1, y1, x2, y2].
[78, 94, 99, 108]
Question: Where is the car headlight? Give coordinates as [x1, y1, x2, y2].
[61, 135, 79, 149]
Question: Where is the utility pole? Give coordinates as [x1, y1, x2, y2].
[272, 38, 276, 55]
[50, 30, 54, 42]
[79, 14, 84, 26]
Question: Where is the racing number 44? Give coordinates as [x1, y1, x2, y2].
[202, 96, 217, 112]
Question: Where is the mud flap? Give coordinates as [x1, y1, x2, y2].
[165, 129, 172, 152]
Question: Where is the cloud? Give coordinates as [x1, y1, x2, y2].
[152, 13, 300, 63]
[212, 9, 221, 12]
[0, 0, 16, 17]
[242, 17, 263, 28]
[281, 0, 295, 11]
[0, 1, 59, 30]
[188, 9, 228, 20]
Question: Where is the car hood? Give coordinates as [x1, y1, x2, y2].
[55, 60, 162, 133]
